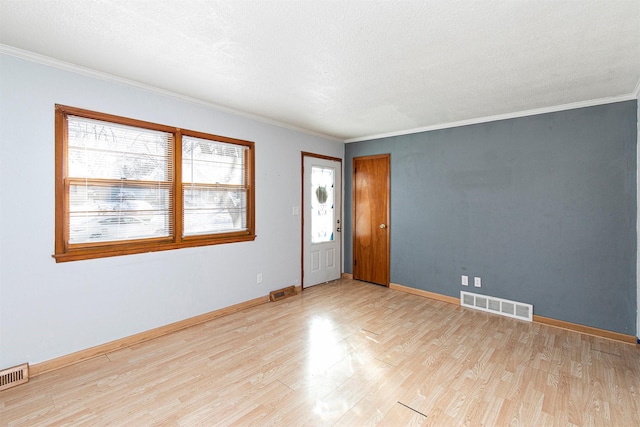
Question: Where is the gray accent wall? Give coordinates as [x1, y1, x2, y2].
[344, 101, 637, 335]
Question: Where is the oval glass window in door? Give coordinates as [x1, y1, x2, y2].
[311, 166, 335, 243]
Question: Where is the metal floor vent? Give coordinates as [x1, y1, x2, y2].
[460, 291, 533, 322]
[269, 286, 297, 302]
[0, 363, 29, 391]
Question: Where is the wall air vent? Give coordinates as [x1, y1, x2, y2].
[460, 291, 533, 322]
[0, 363, 29, 391]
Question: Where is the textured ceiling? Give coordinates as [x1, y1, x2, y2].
[1, 0, 639, 141]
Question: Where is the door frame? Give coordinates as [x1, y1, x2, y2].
[352, 153, 391, 287]
[301, 152, 343, 290]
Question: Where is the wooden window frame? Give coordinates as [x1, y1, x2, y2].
[54, 105, 255, 262]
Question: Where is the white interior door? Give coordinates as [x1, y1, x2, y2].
[303, 155, 342, 288]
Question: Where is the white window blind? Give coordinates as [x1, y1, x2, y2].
[66, 116, 173, 244]
[182, 135, 248, 236]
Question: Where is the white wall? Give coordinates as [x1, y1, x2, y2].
[0, 53, 344, 368]
[637, 86, 640, 342]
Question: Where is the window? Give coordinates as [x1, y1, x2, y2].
[310, 165, 336, 243]
[54, 105, 255, 262]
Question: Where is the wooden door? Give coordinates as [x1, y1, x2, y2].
[353, 154, 390, 286]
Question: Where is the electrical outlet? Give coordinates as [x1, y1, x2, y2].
[474, 277, 481, 287]
[292, 206, 299, 215]
[257, 273, 263, 284]
[461, 275, 468, 286]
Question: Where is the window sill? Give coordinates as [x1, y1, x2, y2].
[53, 234, 257, 262]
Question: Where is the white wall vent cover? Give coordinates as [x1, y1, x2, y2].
[460, 291, 533, 322]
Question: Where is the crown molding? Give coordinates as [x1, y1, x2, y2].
[2, 44, 636, 145]
[0, 44, 343, 143]
[346, 93, 638, 143]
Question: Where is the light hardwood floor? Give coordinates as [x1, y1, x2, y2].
[2, 279, 639, 426]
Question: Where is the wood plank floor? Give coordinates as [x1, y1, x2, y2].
[2, 278, 640, 426]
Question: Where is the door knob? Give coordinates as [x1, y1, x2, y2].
[379, 224, 386, 229]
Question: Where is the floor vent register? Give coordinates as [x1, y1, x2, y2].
[460, 291, 533, 322]
[0, 363, 29, 391]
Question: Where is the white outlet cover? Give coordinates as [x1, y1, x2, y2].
[474, 277, 481, 287]
[461, 275, 468, 286]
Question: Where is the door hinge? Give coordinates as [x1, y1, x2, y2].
[354, 259, 357, 266]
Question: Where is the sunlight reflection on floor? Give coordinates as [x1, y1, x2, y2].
[307, 315, 343, 376]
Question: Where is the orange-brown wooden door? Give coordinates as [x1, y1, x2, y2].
[353, 154, 390, 286]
